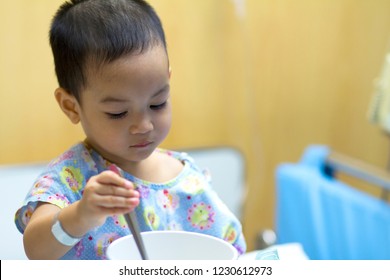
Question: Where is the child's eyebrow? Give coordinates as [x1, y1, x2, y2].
[99, 84, 170, 104]
[99, 97, 129, 104]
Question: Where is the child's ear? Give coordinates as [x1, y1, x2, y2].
[54, 88, 81, 124]
[168, 66, 172, 78]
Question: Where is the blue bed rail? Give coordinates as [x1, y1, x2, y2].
[275, 145, 390, 259]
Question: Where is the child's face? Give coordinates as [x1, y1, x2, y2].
[77, 45, 171, 166]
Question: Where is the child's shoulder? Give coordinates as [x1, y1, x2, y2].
[155, 147, 194, 162]
[145, 148, 204, 184]
[155, 147, 202, 175]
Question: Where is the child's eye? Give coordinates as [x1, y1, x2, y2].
[106, 111, 128, 119]
[150, 101, 167, 110]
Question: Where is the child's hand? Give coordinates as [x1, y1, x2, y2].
[77, 170, 140, 228]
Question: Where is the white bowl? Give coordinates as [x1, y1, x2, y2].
[107, 231, 238, 260]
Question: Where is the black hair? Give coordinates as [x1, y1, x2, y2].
[49, 0, 167, 102]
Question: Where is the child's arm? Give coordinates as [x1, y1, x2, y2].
[23, 170, 140, 259]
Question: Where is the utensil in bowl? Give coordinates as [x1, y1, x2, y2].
[123, 211, 148, 260]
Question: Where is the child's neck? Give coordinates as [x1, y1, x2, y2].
[119, 150, 184, 183]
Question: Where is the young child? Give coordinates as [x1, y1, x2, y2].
[14, 0, 246, 260]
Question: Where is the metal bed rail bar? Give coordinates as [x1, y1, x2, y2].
[326, 151, 390, 198]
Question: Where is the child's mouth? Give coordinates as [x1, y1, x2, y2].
[130, 141, 152, 148]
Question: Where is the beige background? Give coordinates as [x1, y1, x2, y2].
[2, 0, 390, 250]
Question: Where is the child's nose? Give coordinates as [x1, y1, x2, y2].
[129, 113, 153, 134]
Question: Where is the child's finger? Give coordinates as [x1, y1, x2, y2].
[98, 195, 139, 209]
[107, 164, 133, 188]
[96, 170, 134, 189]
[97, 184, 139, 198]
